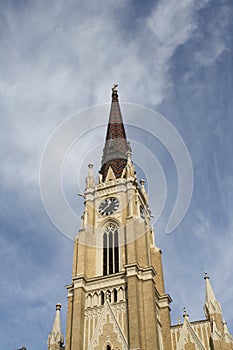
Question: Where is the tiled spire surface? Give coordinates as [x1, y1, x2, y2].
[100, 85, 129, 181]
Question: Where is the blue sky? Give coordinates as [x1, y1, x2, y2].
[0, 0, 233, 349]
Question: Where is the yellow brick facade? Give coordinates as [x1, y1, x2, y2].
[48, 88, 233, 350]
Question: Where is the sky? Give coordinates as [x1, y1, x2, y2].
[0, 0, 233, 349]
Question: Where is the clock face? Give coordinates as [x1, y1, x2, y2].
[98, 197, 119, 216]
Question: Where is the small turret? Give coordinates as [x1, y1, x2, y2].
[47, 303, 64, 350]
[125, 150, 136, 180]
[203, 273, 233, 348]
[85, 163, 95, 190]
[204, 272, 222, 318]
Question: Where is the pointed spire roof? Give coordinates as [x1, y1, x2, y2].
[47, 303, 64, 349]
[204, 272, 217, 303]
[204, 272, 222, 317]
[100, 85, 130, 181]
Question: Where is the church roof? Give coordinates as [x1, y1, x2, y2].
[100, 85, 130, 181]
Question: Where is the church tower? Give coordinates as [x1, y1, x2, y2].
[47, 86, 233, 350]
[64, 85, 172, 350]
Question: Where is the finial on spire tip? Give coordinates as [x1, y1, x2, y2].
[204, 271, 209, 279]
[111, 84, 119, 101]
[127, 149, 132, 158]
[56, 303, 62, 311]
[183, 307, 189, 317]
[112, 83, 118, 92]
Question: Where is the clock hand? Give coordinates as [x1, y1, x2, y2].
[99, 201, 111, 213]
[100, 205, 108, 213]
[104, 199, 112, 209]
[99, 198, 117, 215]
[104, 203, 112, 213]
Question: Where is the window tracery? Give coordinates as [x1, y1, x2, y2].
[103, 223, 119, 275]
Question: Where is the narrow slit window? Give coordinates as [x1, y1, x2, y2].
[114, 229, 119, 273]
[101, 291, 105, 305]
[103, 223, 119, 275]
[113, 288, 117, 303]
[103, 233, 108, 276]
[109, 232, 113, 274]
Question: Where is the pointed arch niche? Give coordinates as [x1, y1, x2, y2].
[96, 221, 120, 276]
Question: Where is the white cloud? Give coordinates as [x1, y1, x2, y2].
[0, 0, 233, 347]
[1, 0, 208, 192]
[194, 2, 231, 66]
[145, 0, 210, 99]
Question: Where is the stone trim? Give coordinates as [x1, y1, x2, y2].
[87, 300, 128, 350]
[69, 273, 127, 293]
[125, 263, 156, 281]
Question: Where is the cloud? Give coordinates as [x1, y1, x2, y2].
[194, 2, 231, 66]
[0, 0, 213, 194]
[0, 0, 233, 348]
[0, 0, 215, 196]
[144, 0, 209, 101]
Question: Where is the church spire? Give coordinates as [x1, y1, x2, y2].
[47, 303, 64, 350]
[99, 85, 130, 181]
[205, 272, 217, 304]
[204, 272, 222, 318]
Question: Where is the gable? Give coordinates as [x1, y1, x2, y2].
[88, 301, 128, 350]
[176, 318, 206, 350]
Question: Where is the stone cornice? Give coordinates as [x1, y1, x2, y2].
[156, 293, 172, 310]
[68, 272, 127, 293]
[124, 263, 156, 281]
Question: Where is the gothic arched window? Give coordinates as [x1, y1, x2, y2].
[106, 345, 111, 350]
[103, 223, 119, 275]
